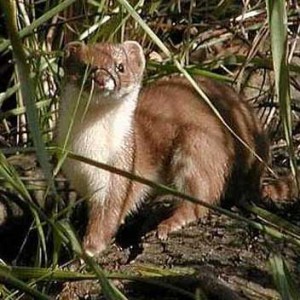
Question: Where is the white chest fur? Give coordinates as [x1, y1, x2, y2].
[56, 84, 138, 202]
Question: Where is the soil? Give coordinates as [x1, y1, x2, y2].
[58, 202, 300, 300]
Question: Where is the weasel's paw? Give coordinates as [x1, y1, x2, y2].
[83, 237, 107, 257]
[156, 218, 184, 240]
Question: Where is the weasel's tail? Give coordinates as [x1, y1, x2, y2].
[261, 175, 299, 206]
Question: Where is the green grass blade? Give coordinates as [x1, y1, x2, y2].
[6, 265, 195, 299]
[0, 99, 52, 119]
[269, 254, 300, 300]
[57, 220, 129, 300]
[242, 202, 300, 239]
[0, 265, 51, 300]
[0, 1, 55, 194]
[266, 0, 299, 191]
[0, 151, 32, 201]
[0, 151, 48, 266]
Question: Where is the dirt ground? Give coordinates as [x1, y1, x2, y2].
[58, 202, 300, 300]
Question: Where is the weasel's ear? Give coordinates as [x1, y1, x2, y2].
[123, 41, 145, 75]
[64, 41, 85, 58]
[63, 42, 86, 76]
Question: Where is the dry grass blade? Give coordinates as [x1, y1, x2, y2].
[0, 0, 76, 53]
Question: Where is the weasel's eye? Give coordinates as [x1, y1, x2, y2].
[116, 63, 124, 73]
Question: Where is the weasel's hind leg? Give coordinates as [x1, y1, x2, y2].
[156, 131, 233, 239]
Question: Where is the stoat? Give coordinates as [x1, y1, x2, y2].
[56, 41, 270, 256]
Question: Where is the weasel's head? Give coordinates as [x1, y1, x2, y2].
[63, 41, 145, 101]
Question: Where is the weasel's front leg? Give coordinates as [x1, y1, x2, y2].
[83, 182, 148, 256]
[83, 175, 152, 256]
[82, 169, 130, 256]
[82, 160, 148, 256]
[83, 196, 119, 256]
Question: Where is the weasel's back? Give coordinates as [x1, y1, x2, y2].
[135, 75, 269, 202]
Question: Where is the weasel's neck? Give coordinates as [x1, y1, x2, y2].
[57, 83, 139, 160]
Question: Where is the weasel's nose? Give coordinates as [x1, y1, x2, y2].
[90, 68, 112, 90]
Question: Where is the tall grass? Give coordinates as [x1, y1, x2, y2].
[0, 0, 299, 299]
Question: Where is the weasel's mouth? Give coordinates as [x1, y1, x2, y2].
[91, 74, 116, 93]
[93, 77, 106, 90]
[94, 77, 116, 93]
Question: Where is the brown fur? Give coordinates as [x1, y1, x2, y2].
[133, 76, 268, 238]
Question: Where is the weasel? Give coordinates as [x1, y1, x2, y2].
[57, 41, 269, 256]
